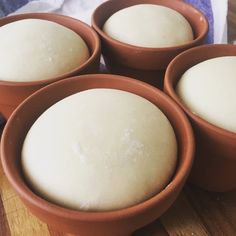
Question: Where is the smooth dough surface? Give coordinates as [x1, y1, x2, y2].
[0, 19, 89, 82]
[176, 56, 236, 133]
[22, 89, 177, 211]
[103, 4, 193, 48]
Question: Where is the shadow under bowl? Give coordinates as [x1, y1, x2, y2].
[1, 74, 194, 236]
[0, 13, 101, 119]
[164, 44, 236, 192]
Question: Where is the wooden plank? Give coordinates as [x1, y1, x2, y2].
[133, 220, 169, 236]
[0, 128, 11, 236]
[184, 184, 236, 236]
[47, 226, 69, 236]
[160, 189, 209, 236]
[0, 158, 50, 236]
[0, 192, 11, 236]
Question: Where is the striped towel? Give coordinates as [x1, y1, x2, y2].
[0, 0, 32, 17]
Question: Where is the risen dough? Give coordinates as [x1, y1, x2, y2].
[103, 4, 193, 48]
[22, 89, 177, 211]
[0, 19, 89, 82]
[176, 56, 236, 133]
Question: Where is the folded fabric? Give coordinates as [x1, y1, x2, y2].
[0, 0, 31, 16]
[185, 0, 214, 43]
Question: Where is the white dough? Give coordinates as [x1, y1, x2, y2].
[103, 4, 193, 48]
[176, 56, 236, 133]
[22, 89, 177, 211]
[0, 19, 89, 82]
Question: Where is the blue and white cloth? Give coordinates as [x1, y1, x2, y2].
[185, 0, 214, 43]
[0, 0, 31, 16]
[0, 0, 227, 43]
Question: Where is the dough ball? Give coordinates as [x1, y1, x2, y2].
[0, 19, 89, 82]
[103, 4, 193, 48]
[176, 56, 236, 133]
[22, 89, 177, 211]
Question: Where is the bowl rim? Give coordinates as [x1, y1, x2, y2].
[1, 74, 195, 222]
[0, 13, 101, 86]
[164, 44, 236, 140]
[92, 0, 208, 52]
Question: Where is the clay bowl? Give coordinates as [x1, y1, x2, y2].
[0, 13, 101, 119]
[164, 44, 236, 192]
[92, 0, 208, 87]
[1, 74, 194, 236]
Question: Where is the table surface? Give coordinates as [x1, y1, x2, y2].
[1, 1, 236, 236]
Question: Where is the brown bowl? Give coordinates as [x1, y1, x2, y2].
[1, 74, 194, 236]
[164, 44, 236, 192]
[0, 13, 101, 119]
[92, 0, 208, 87]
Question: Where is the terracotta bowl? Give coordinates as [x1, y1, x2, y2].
[0, 13, 101, 119]
[164, 44, 236, 192]
[1, 74, 194, 236]
[92, 0, 208, 87]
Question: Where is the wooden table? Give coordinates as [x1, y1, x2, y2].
[1, 130, 236, 236]
[1, 2, 236, 235]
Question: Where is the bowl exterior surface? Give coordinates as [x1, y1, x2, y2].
[0, 13, 101, 119]
[164, 44, 236, 192]
[1, 74, 194, 235]
[92, 0, 208, 81]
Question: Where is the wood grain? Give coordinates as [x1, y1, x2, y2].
[0, 186, 11, 236]
[160, 189, 209, 236]
[1, 163, 236, 236]
[185, 186, 236, 235]
[0, 154, 50, 236]
[133, 220, 168, 236]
